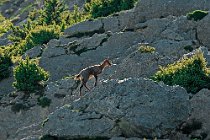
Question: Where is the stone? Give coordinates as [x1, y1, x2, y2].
[0, 126, 7, 140]
[182, 89, 210, 139]
[22, 45, 43, 59]
[134, 0, 207, 22]
[40, 32, 144, 81]
[64, 20, 104, 37]
[0, 76, 15, 95]
[197, 14, 210, 49]
[43, 78, 190, 138]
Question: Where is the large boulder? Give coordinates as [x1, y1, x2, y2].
[134, 16, 197, 43]
[40, 32, 144, 81]
[197, 14, 210, 49]
[43, 78, 190, 138]
[64, 20, 104, 38]
[0, 76, 14, 95]
[134, 0, 209, 22]
[181, 89, 210, 139]
[22, 45, 43, 59]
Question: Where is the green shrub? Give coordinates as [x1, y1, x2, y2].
[152, 50, 210, 94]
[187, 10, 208, 21]
[37, 96, 51, 108]
[62, 5, 88, 28]
[138, 45, 155, 53]
[41, 0, 65, 25]
[0, 55, 12, 80]
[0, 14, 12, 37]
[13, 57, 49, 93]
[26, 25, 61, 46]
[84, 0, 138, 18]
[8, 25, 28, 43]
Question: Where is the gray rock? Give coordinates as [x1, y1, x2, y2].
[43, 78, 190, 138]
[197, 14, 210, 49]
[0, 126, 7, 140]
[183, 89, 210, 139]
[100, 10, 135, 33]
[102, 16, 121, 33]
[22, 45, 42, 59]
[153, 39, 193, 59]
[110, 137, 143, 140]
[0, 76, 15, 95]
[134, 16, 197, 43]
[64, 20, 104, 37]
[41, 39, 64, 58]
[110, 51, 160, 79]
[40, 32, 144, 81]
[134, 0, 207, 22]
[134, 17, 172, 43]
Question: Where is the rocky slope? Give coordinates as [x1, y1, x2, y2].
[1, 0, 210, 139]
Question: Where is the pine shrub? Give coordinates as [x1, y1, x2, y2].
[0, 55, 12, 80]
[13, 57, 49, 93]
[26, 25, 61, 46]
[41, 0, 65, 25]
[84, 0, 138, 18]
[152, 51, 210, 94]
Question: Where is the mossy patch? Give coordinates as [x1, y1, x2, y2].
[187, 10, 208, 21]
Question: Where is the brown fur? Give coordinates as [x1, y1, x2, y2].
[74, 59, 111, 96]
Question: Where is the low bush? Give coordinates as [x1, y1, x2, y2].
[0, 14, 12, 37]
[84, 0, 138, 18]
[0, 55, 12, 80]
[187, 10, 208, 21]
[37, 96, 51, 108]
[13, 57, 49, 93]
[6, 25, 61, 58]
[152, 50, 210, 94]
[25, 25, 61, 46]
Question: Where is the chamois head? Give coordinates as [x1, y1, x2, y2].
[103, 59, 112, 67]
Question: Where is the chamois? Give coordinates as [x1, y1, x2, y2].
[74, 59, 112, 96]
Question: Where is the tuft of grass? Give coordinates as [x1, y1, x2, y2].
[187, 10, 208, 21]
[138, 45, 155, 53]
[152, 50, 210, 94]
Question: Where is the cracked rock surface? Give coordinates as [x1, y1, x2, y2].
[43, 78, 190, 138]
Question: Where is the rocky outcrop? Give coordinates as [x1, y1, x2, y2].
[43, 78, 190, 138]
[134, 0, 210, 22]
[64, 20, 104, 38]
[2, 0, 210, 139]
[40, 32, 144, 81]
[22, 45, 43, 59]
[181, 89, 210, 140]
[197, 14, 210, 49]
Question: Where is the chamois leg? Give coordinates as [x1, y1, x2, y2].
[83, 82, 91, 91]
[79, 84, 83, 96]
[94, 75, 98, 87]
